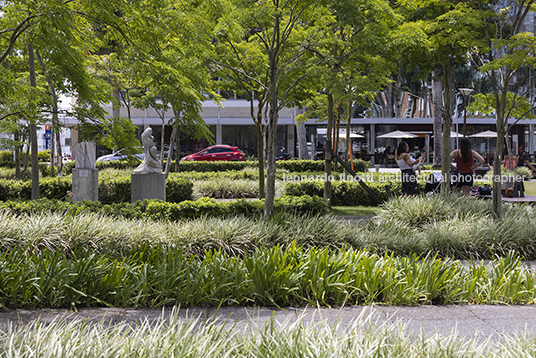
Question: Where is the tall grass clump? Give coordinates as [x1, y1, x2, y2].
[1, 309, 511, 358]
[3, 244, 536, 309]
[0, 210, 353, 255]
[365, 195, 536, 259]
[193, 178, 260, 199]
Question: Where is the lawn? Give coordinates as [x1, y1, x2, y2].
[523, 180, 536, 196]
[330, 205, 382, 216]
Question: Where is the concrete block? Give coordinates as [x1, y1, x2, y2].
[72, 168, 99, 202]
[131, 173, 166, 203]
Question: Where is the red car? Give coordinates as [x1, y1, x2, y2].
[180, 145, 246, 162]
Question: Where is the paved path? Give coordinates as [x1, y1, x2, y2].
[2, 305, 536, 343]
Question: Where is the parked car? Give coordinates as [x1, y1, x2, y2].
[96, 148, 145, 162]
[180, 145, 245, 162]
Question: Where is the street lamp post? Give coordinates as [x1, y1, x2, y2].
[459, 88, 474, 137]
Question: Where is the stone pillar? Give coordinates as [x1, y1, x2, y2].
[73, 168, 98, 202]
[72, 142, 98, 202]
[131, 173, 166, 202]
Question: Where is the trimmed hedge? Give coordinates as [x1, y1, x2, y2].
[0, 176, 193, 203]
[56, 159, 372, 174]
[284, 179, 427, 206]
[0, 195, 328, 220]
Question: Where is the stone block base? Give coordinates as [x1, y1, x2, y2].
[72, 168, 99, 202]
[131, 173, 166, 203]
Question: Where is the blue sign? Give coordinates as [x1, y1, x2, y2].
[45, 127, 51, 150]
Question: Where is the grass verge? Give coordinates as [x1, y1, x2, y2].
[330, 206, 381, 216]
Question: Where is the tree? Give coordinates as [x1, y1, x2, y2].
[312, 0, 398, 205]
[1, 0, 129, 197]
[398, 0, 488, 195]
[212, 0, 325, 218]
[468, 0, 536, 219]
[210, 25, 271, 199]
[122, 0, 217, 176]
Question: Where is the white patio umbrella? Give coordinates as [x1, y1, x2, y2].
[469, 130, 497, 165]
[316, 128, 364, 138]
[432, 131, 461, 138]
[376, 130, 418, 139]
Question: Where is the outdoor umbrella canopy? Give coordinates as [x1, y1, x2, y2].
[376, 130, 418, 139]
[468, 130, 497, 138]
[317, 128, 364, 138]
[432, 131, 461, 138]
[469, 130, 497, 165]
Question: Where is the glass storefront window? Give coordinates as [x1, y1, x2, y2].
[222, 125, 259, 157]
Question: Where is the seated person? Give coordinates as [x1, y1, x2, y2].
[517, 146, 536, 176]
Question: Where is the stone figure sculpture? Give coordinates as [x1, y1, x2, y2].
[75, 142, 96, 169]
[134, 127, 162, 174]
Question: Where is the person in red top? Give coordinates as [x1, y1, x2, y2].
[450, 137, 485, 195]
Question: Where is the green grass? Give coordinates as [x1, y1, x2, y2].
[2, 245, 536, 309]
[523, 180, 536, 196]
[330, 205, 381, 216]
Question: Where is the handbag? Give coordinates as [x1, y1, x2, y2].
[479, 187, 492, 195]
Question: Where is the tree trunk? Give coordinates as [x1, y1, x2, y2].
[165, 119, 179, 178]
[14, 131, 20, 179]
[37, 50, 58, 177]
[253, 97, 266, 199]
[264, 85, 278, 219]
[257, 123, 265, 198]
[297, 121, 307, 160]
[165, 110, 183, 178]
[385, 79, 396, 118]
[324, 92, 334, 207]
[333, 112, 340, 172]
[23, 142, 30, 173]
[345, 100, 351, 166]
[28, 43, 39, 200]
[160, 113, 166, 167]
[493, 124, 505, 219]
[440, 62, 453, 196]
[505, 128, 514, 170]
[174, 128, 180, 172]
[55, 126, 62, 176]
[432, 75, 443, 168]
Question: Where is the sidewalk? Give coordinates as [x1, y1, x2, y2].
[2, 305, 536, 343]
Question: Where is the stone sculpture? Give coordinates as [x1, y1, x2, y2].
[134, 127, 162, 174]
[75, 142, 96, 169]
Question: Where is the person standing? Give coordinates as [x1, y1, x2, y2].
[396, 141, 422, 196]
[450, 137, 485, 195]
[516, 146, 536, 177]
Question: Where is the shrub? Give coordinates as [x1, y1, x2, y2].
[87, 158, 372, 174]
[0, 177, 72, 201]
[284, 179, 424, 206]
[0, 195, 326, 221]
[0, 176, 193, 203]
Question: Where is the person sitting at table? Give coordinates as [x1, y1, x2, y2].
[517, 146, 536, 176]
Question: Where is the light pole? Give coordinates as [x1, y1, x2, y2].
[459, 88, 474, 137]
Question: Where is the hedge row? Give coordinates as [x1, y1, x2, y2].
[284, 179, 427, 206]
[0, 176, 193, 204]
[49, 158, 371, 175]
[0, 195, 328, 220]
